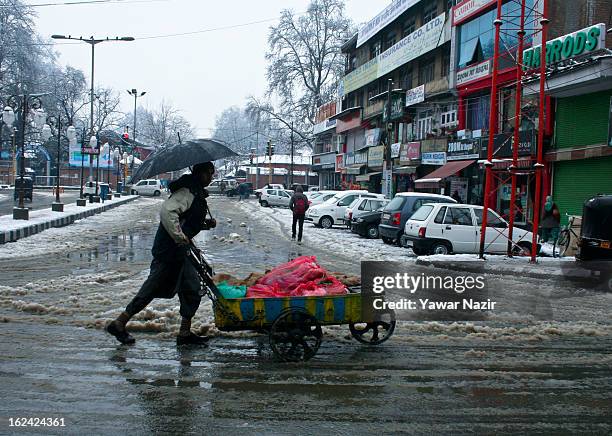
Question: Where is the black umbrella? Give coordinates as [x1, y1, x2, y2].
[131, 139, 238, 182]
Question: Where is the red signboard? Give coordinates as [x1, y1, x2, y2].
[452, 0, 496, 26]
[336, 154, 344, 171]
[315, 101, 337, 124]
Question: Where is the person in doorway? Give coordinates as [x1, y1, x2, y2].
[540, 195, 560, 243]
[452, 190, 462, 203]
[289, 185, 309, 243]
[106, 162, 217, 346]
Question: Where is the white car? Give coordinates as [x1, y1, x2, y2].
[255, 183, 285, 198]
[403, 203, 539, 256]
[83, 181, 112, 198]
[308, 190, 338, 206]
[344, 197, 389, 227]
[259, 188, 293, 207]
[306, 190, 385, 228]
[132, 179, 164, 196]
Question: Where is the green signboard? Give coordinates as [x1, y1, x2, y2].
[523, 23, 605, 70]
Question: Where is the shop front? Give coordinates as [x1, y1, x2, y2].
[394, 141, 421, 193]
[366, 145, 384, 193]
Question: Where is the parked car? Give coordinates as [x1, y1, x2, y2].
[379, 193, 456, 245]
[259, 188, 293, 207]
[83, 181, 112, 199]
[308, 186, 319, 192]
[307, 190, 338, 206]
[344, 197, 390, 228]
[404, 203, 539, 256]
[13, 177, 33, 201]
[306, 190, 384, 228]
[0, 184, 10, 190]
[131, 179, 163, 196]
[351, 207, 387, 239]
[255, 183, 285, 198]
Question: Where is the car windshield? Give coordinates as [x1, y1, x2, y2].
[348, 198, 360, 209]
[385, 196, 406, 211]
[410, 204, 435, 221]
[324, 194, 342, 204]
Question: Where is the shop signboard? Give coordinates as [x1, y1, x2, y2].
[481, 130, 535, 158]
[400, 142, 421, 163]
[453, 0, 496, 25]
[313, 118, 337, 135]
[343, 57, 379, 95]
[382, 163, 393, 198]
[368, 146, 384, 168]
[422, 151, 446, 165]
[456, 60, 491, 86]
[378, 13, 446, 78]
[357, 0, 419, 47]
[390, 142, 401, 158]
[345, 151, 355, 166]
[336, 111, 362, 133]
[447, 138, 481, 161]
[365, 128, 382, 147]
[523, 24, 605, 70]
[405, 84, 425, 107]
[335, 154, 345, 171]
[355, 150, 368, 165]
[383, 94, 405, 121]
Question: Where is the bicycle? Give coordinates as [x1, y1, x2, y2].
[553, 214, 580, 258]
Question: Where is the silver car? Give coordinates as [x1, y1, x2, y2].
[259, 189, 293, 207]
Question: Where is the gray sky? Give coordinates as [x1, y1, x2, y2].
[32, 0, 387, 138]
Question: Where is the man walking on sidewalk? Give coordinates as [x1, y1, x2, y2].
[106, 162, 217, 346]
[289, 185, 309, 243]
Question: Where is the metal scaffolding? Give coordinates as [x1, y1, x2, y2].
[479, 0, 549, 262]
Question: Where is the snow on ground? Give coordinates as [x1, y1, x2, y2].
[0, 196, 160, 259]
[0, 195, 139, 232]
[236, 200, 416, 262]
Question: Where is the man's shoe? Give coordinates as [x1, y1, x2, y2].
[106, 321, 135, 345]
[177, 332, 210, 346]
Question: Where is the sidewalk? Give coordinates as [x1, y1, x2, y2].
[0, 195, 138, 244]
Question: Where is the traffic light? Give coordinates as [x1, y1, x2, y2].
[267, 140, 275, 157]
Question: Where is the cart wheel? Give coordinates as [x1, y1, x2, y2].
[269, 309, 322, 362]
[349, 311, 396, 345]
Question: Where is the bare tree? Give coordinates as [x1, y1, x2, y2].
[123, 100, 195, 148]
[0, 0, 54, 95]
[92, 87, 122, 133]
[260, 0, 352, 137]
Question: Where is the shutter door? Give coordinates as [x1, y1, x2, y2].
[553, 156, 612, 225]
[555, 90, 612, 149]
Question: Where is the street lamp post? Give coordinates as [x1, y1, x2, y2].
[1, 105, 16, 185]
[6, 94, 46, 220]
[51, 34, 134, 202]
[126, 88, 146, 192]
[112, 147, 121, 197]
[42, 117, 75, 212]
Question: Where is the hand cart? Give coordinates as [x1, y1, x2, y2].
[188, 246, 396, 362]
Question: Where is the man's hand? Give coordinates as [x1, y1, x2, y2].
[204, 218, 217, 229]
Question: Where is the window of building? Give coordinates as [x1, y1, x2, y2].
[400, 67, 413, 90]
[419, 58, 435, 85]
[422, 0, 438, 23]
[384, 31, 396, 51]
[440, 104, 458, 128]
[416, 110, 433, 139]
[370, 40, 381, 59]
[466, 93, 491, 131]
[366, 84, 378, 106]
[457, 0, 534, 69]
[441, 50, 451, 78]
[402, 16, 416, 38]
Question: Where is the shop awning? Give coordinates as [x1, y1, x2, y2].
[394, 166, 417, 174]
[346, 165, 364, 175]
[415, 160, 475, 185]
[330, 106, 362, 121]
[355, 171, 382, 182]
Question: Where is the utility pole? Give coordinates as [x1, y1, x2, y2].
[267, 139, 274, 185]
[384, 78, 393, 198]
[290, 122, 294, 187]
[255, 128, 259, 189]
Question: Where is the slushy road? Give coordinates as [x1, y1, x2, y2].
[0, 196, 610, 434]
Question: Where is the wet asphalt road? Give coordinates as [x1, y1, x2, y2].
[0, 189, 82, 215]
[0, 196, 611, 435]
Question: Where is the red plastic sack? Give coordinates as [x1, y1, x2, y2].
[257, 256, 323, 290]
[245, 283, 288, 298]
[319, 277, 348, 295]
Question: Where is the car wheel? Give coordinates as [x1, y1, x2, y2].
[366, 225, 379, 239]
[381, 237, 393, 245]
[512, 242, 532, 257]
[260, 200, 269, 207]
[153, 190, 161, 196]
[430, 242, 451, 255]
[320, 216, 333, 229]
